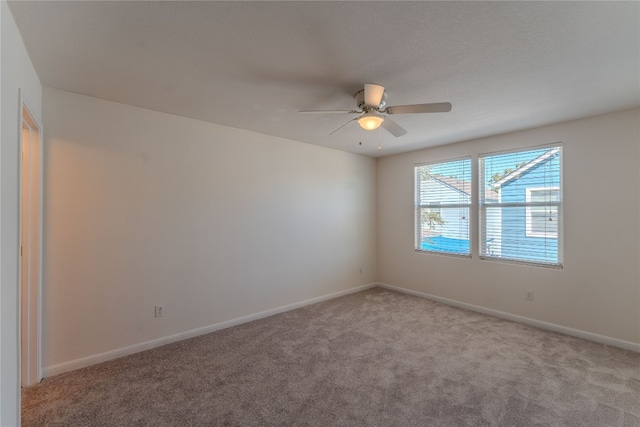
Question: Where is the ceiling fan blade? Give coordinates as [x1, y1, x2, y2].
[364, 84, 385, 108]
[385, 102, 452, 115]
[299, 109, 359, 114]
[381, 117, 407, 137]
[329, 118, 358, 135]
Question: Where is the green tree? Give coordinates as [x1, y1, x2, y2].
[488, 161, 527, 192]
[422, 209, 445, 230]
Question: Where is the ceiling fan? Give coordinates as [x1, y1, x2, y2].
[299, 83, 452, 137]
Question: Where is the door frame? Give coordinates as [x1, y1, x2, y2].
[19, 90, 43, 386]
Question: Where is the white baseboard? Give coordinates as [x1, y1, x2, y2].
[44, 283, 378, 378]
[377, 282, 640, 353]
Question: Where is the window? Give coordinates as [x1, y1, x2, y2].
[479, 146, 562, 267]
[526, 187, 560, 238]
[415, 158, 471, 256]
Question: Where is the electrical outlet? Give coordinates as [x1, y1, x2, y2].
[525, 291, 534, 301]
[155, 305, 164, 317]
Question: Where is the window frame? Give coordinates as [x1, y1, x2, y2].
[478, 144, 563, 269]
[414, 157, 472, 258]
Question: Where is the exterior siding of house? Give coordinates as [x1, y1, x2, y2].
[498, 152, 561, 264]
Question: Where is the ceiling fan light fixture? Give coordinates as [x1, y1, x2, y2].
[357, 111, 384, 131]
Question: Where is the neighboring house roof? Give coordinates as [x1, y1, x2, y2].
[430, 175, 497, 201]
[492, 147, 561, 188]
[432, 175, 471, 196]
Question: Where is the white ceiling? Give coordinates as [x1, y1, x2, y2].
[8, 1, 640, 157]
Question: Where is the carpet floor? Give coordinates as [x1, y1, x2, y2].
[22, 287, 640, 426]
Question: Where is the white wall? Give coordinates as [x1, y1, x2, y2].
[41, 88, 377, 371]
[1, 2, 42, 425]
[378, 108, 640, 346]
[378, 109, 640, 343]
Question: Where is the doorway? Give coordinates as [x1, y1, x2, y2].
[20, 95, 43, 387]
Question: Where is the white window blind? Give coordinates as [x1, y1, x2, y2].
[415, 158, 471, 256]
[479, 146, 562, 267]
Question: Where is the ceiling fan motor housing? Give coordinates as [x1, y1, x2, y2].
[355, 89, 387, 111]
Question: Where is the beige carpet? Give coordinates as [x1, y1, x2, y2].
[22, 288, 640, 426]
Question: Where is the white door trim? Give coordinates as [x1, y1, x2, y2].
[19, 90, 43, 387]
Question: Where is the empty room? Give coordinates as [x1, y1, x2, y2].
[1, 1, 639, 426]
